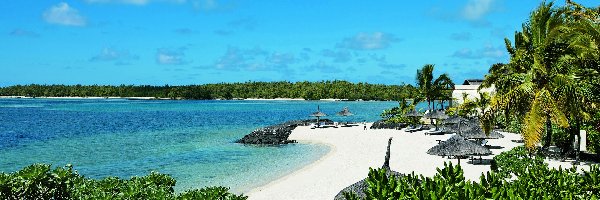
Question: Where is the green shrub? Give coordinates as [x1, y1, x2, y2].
[346, 146, 600, 200]
[0, 164, 246, 200]
[585, 125, 600, 154]
[177, 186, 248, 200]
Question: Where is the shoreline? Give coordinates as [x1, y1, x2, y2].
[0, 96, 387, 102]
[246, 124, 593, 200]
[244, 139, 338, 195]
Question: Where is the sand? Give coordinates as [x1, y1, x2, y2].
[246, 123, 593, 200]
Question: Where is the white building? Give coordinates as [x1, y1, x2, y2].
[452, 79, 495, 104]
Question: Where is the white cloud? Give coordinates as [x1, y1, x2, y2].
[321, 49, 352, 63]
[214, 46, 294, 71]
[84, 0, 186, 5]
[450, 32, 472, 41]
[156, 48, 188, 65]
[306, 61, 342, 74]
[461, 0, 494, 21]
[267, 53, 296, 66]
[337, 32, 400, 50]
[90, 47, 139, 64]
[9, 29, 39, 37]
[193, 0, 216, 10]
[452, 44, 505, 59]
[43, 2, 86, 26]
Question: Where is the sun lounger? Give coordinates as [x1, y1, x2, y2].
[426, 129, 445, 135]
[407, 125, 423, 132]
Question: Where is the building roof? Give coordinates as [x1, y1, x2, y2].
[462, 79, 484, 85]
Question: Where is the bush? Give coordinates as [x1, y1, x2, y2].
[585, 124, 600, 154]
[0, 164, 247, 200]
[345, 146, 600, 200]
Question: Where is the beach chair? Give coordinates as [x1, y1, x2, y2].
[426, 129, 444, 135]
[481, 139, 488, 147]
[407, 124, 423, 132]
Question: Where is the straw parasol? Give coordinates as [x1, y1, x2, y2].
[426, 135, 492, 164]
[459, 126, 505, 140]
[424, 110, 449, 120]
[310, 105, 327, 126]
[444, 115, 469, 124]
[425, 110, 449, 130]
[445, 119, 480, 134]
[337, 107, 353, 116]
[404, 109, 423, 117]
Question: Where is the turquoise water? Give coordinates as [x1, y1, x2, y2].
[0, 99, 397, 193]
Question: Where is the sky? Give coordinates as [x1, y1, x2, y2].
[1, 0, 598, 86]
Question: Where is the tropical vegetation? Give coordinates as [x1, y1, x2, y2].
[415, 64, 454, 111]
[380, 64, 454, 124]
[344, 146, 600, 199]
[0, 81, 418, 101]
[0, 164, 247, 200]
[480, 1, 600, 156]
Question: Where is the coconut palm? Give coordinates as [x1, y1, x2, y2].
[558, 1, 600, 159]
[488, 2, 572, 151]
[415, 64, 454, 111]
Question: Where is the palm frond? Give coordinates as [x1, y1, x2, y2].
[522, 91, 547, 150]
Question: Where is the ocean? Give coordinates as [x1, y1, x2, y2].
[0, 98, 399, 193]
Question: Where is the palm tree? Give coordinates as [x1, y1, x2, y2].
[415, 64, 454, 111]
[559, 1, 600, 160]
[488, 2, 571, 151]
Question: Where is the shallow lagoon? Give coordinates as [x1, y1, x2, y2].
[0, 99, 398, 193]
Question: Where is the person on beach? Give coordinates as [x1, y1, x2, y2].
[363, 122, 367, 130]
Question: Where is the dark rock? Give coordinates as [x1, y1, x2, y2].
[236, 119, 332, 145]
[369, 120, 407, 130]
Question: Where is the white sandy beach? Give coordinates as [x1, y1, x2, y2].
[247, 123, 592, 200]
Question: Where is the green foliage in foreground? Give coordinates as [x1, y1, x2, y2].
[345, 146, 600, 200]
[0, 164, 247, 200]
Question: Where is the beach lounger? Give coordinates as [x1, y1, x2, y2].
[407, 125, 423, 132]
[426, 129, 444, 135]
[481, 139, 488, 147]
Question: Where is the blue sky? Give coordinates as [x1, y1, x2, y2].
[1, 0, 597, 86]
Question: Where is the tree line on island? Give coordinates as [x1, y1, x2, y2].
[0, 81, 419, 101]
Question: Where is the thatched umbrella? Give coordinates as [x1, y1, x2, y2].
[334, 138, 404, 200]
[403, 109, 423, 127]
[445, 119, 480, 134]
[444, 115, 469, 124]
[426, 135, 492, 164]
[425, 110, 449, 130]
[404, 109, 423, 117]
[459, 126, 505, 140]
[337, 107, 353, 116]
[425, 110, 449, 120]
[310, 105, 327, 127]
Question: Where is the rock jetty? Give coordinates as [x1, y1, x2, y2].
[369, 120, 407, 130]
[237, 119, 332, 145]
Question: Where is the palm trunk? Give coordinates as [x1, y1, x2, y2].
[575, 118, 581, 164]
[428, 99, 433, 126]
[542, 115, 552, 151]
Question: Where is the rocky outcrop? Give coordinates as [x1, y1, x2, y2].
[369, 120, 407, 130]
[236, 119, 332, 145]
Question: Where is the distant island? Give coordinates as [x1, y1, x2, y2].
[0, 81, 419, 101]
